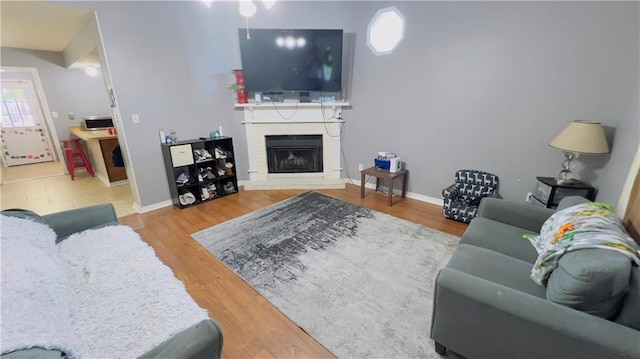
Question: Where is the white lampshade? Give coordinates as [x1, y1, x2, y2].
[549, 120, 610, 154]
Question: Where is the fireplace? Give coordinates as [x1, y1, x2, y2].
[238, 103, 347, 190]
[265, 135, 323, 173]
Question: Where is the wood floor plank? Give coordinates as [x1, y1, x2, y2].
[119, 184, 467, 358]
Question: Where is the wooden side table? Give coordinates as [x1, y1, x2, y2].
[360, 166, 409, 206]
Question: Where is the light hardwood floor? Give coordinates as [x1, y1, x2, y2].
[119, 185, 467, 358]
[0, 164, 136, 217]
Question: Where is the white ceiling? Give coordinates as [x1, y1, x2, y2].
[1, 0, 97, 63]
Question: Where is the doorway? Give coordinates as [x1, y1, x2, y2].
[1, 79, 56, 166]
[0, 70, 66, 184]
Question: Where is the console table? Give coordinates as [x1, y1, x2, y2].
[360, 166, 409, 206]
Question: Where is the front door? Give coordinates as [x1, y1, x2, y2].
[1, 80, 54, 166]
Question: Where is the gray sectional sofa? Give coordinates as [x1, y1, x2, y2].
[431, 197, 640, 359]
[1, 204, 223, 359]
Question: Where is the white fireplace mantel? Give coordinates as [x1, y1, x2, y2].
[236, 102, 349, 190]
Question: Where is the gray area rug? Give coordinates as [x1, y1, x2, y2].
[192, 192, 460, 358]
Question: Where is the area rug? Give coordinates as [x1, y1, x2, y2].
[192, 191, 460, 358]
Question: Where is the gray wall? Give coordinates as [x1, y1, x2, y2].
[64, 1, 637, 207]
[345, 1, 639, 204]
[68, 1, 355, 207]
[1, 47, 112, 143]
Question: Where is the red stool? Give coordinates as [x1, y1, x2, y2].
[61, 139, 95, 180]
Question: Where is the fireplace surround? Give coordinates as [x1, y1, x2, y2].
[237, 102, 348, 190]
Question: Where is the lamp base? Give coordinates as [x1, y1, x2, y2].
[557, 152, 579, 185]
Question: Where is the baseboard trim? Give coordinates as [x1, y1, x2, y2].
[348, 177, 443, 206]
[133, 199, 173, 214]
[134, 180, 442, 215]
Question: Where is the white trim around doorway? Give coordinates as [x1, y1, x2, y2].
[1, 66, 66, 176]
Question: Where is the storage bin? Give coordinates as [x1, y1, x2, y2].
[374, 159, 390, 170]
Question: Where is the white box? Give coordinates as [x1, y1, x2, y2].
[389, 157, 402, 173]
[170, 144, 194, 167]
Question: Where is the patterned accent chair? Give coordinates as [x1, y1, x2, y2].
[442, 170, 500, 223]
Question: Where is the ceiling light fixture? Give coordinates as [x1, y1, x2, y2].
[201, 0, 214, 8]
[262, 0, 276, 10]
[85, 66, 98, 77]
[239, 0, 257, 39]
[239, 0, 257, 17]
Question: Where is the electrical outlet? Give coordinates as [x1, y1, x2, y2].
[51, 111, 58, 118]
[131, 114, 140, 124]
[526, 192, 533, 202]
[358, 163, 364, 171]
[68, 112, 75, 120]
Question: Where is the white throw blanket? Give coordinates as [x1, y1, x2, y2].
[1, 217, 209, 358]
[0, 216, 78, 356]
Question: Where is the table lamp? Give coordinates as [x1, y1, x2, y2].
[549, 120, 609, 184]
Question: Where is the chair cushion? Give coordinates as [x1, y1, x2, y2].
[547, 249, 631, 319]
[614, 266, 640, 330]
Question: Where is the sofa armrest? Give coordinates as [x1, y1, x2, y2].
[139, 319, 223, 359]
[42, 203, 119, 242]
[431, 268, 640, 359]
[477, 198, 555, 232]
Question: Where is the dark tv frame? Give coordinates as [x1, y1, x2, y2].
[238, 28, 343, 93]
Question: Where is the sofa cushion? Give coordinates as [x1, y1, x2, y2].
[547, 249, 630, 319]
[446, 244, 546, 298]
[614, 266, 640, 330]
[460, 217, 539, 263]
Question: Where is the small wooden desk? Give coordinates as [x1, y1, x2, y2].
[360, 166, 409, 206]
[70, 126, 127, 185]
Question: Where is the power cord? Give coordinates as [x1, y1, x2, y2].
[270, 95, 299, 120]
[339, 118, 359, 186]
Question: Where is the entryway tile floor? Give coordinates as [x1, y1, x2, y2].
[0, 171, 136, 217]
[1, 160, 64, 183]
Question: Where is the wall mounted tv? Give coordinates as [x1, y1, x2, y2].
[238, 28, 343, 93]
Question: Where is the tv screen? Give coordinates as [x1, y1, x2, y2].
[238, 28, 343, 93]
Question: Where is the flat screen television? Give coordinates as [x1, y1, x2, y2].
[238, 28, 343, 93]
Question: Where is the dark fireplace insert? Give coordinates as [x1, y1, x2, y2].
[265, 135, 323, 173]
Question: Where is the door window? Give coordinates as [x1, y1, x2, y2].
[2, 88, 36, 128]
